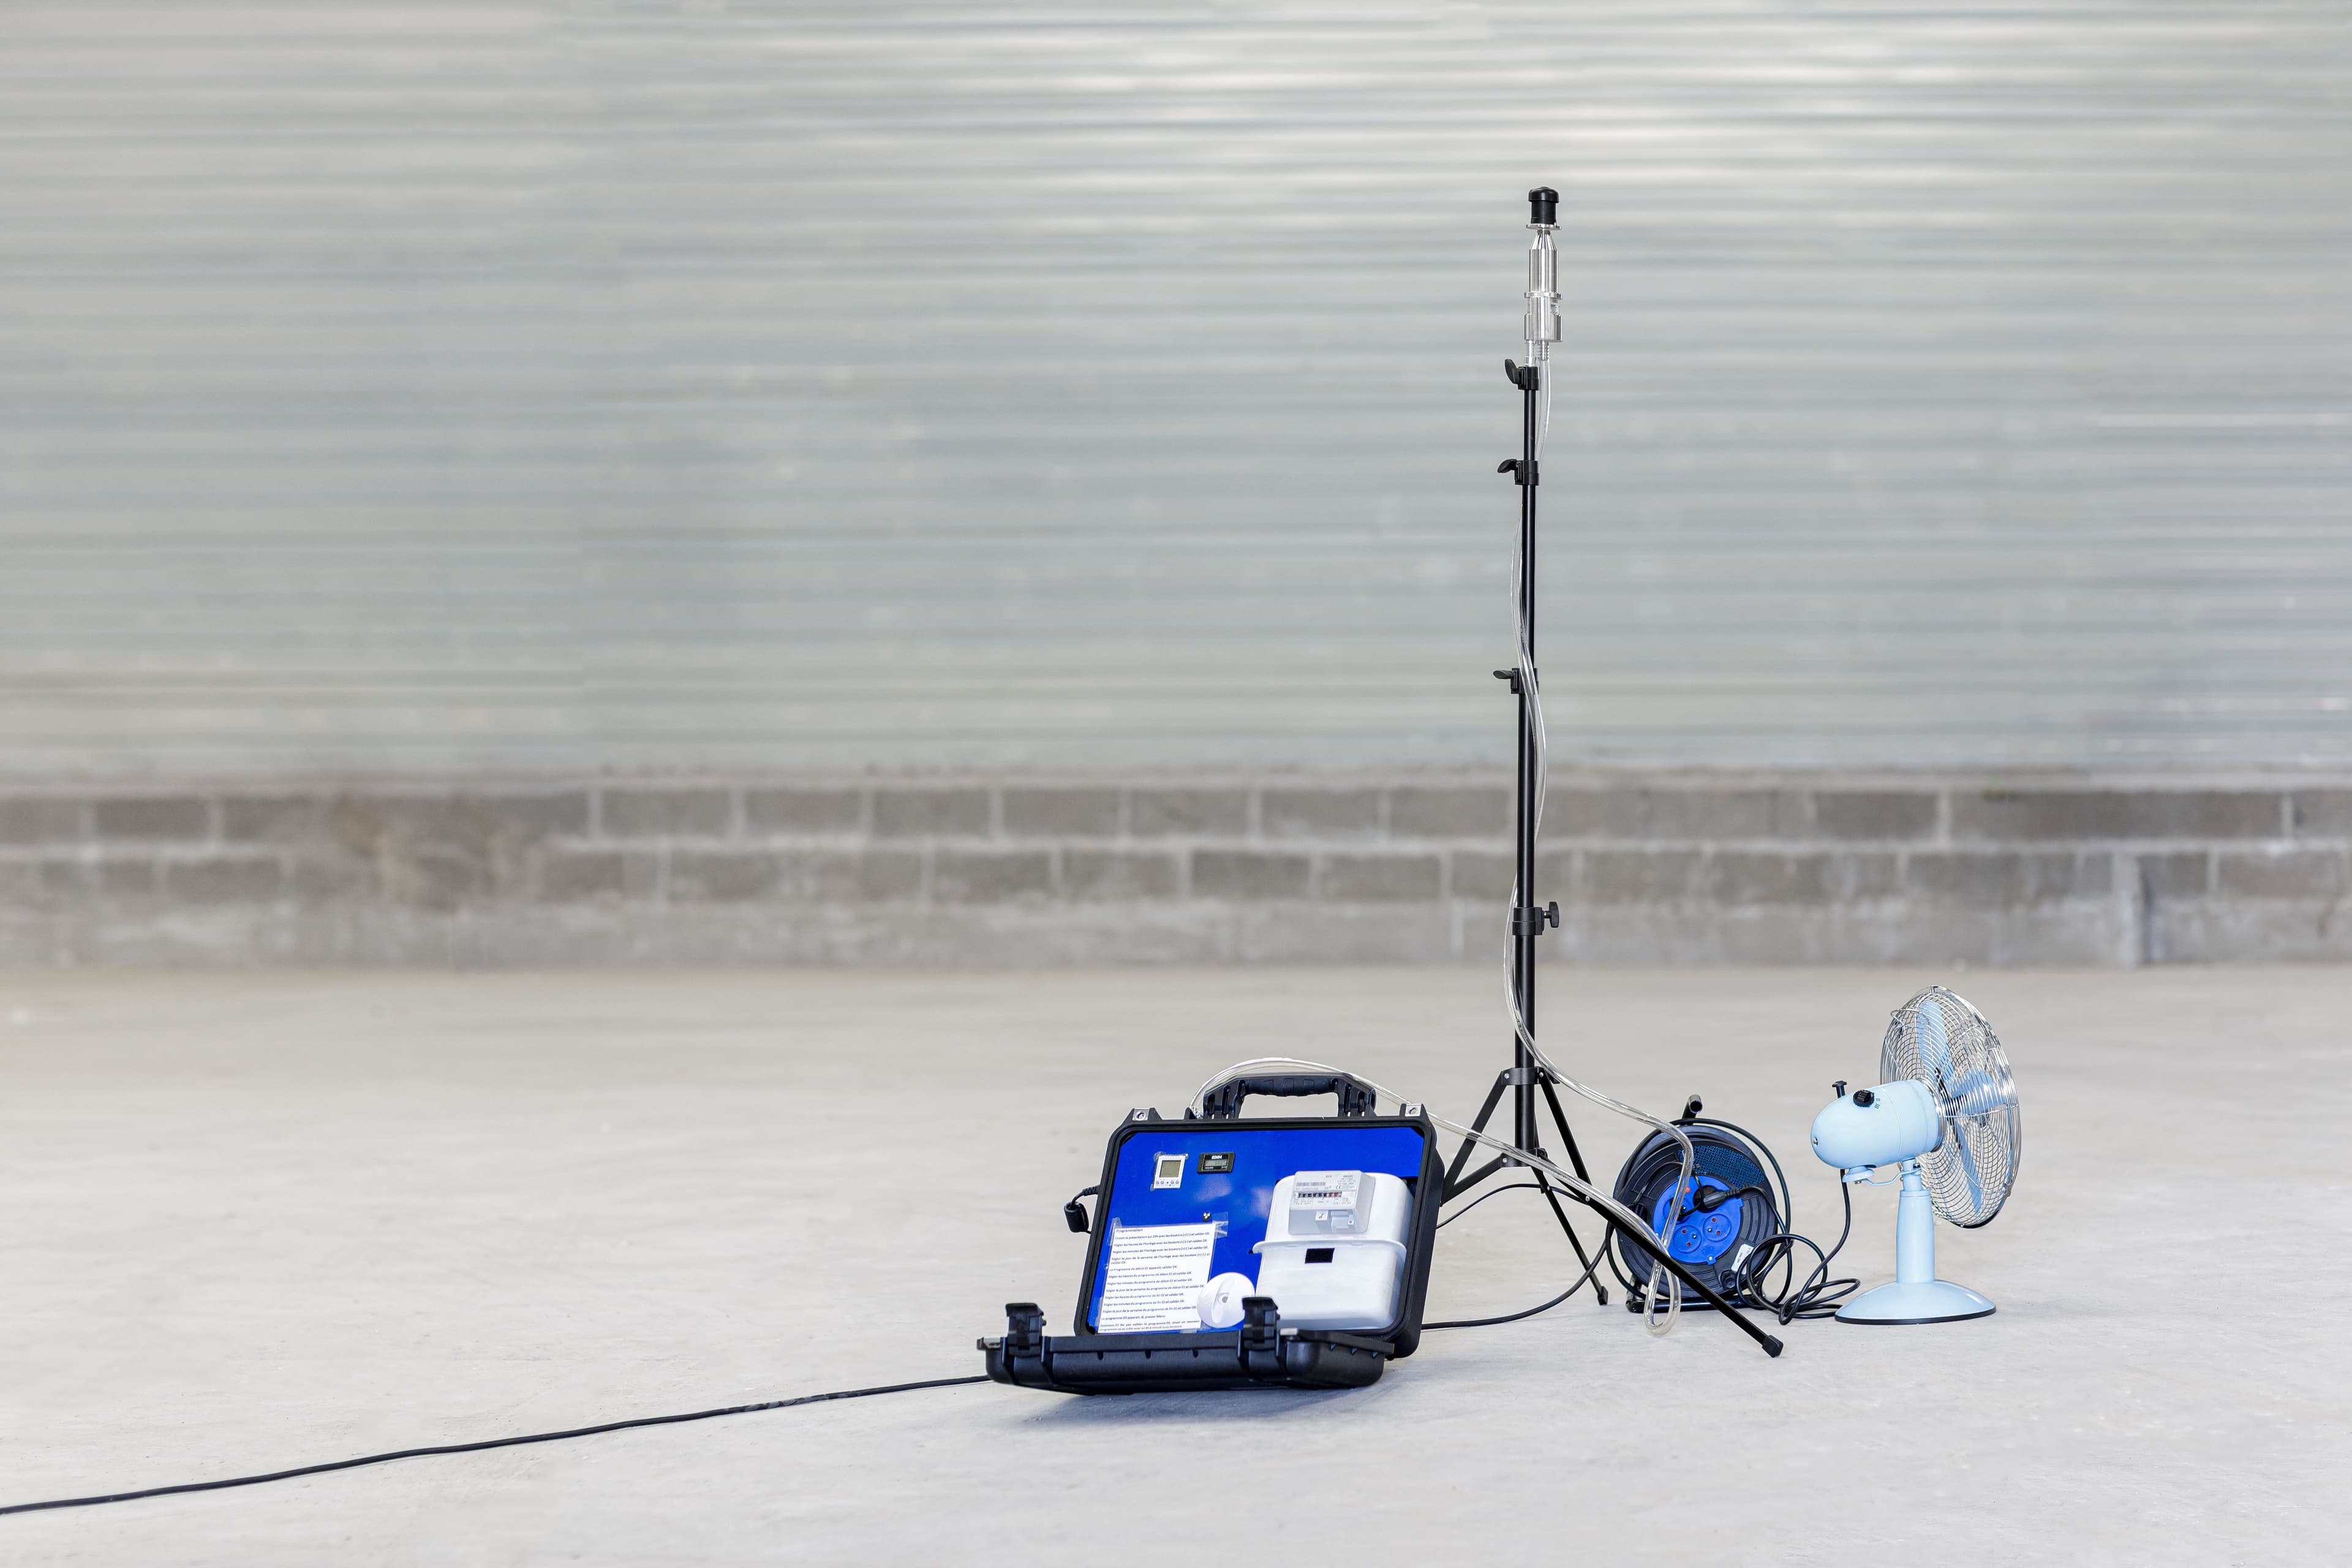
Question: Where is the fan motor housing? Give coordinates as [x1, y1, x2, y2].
[1809, 1078, 1941, 1170]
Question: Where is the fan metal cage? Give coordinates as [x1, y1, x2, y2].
[1880, 986, 2019, 1227]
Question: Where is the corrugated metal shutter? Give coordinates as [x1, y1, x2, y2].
[5, 2, 2347, 774]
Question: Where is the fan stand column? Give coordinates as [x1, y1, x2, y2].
[1834, 1158, 1997, 1324]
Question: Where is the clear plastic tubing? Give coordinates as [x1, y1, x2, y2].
[1510, 193, 1693, 1329]
[1187, 1055, 1691, 1336]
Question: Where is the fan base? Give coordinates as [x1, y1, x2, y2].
[1836, 1279, 1995, 1325]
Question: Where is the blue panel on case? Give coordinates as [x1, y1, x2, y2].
[1085, 1124, 1427, 1333]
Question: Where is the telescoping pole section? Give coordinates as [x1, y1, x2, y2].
[1473, 190, 1782, 1357]
[1512, 183, 1559, 1155]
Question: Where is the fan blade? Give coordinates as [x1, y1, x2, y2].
[1918, 1001, 1951, 1093]
[1948, 1108, 1988, 1213]
[1918, 1001, 1987, 1215]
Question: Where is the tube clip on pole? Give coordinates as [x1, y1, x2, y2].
[1497, 457, 1539, 487]
[1510, 902, 1559, 937]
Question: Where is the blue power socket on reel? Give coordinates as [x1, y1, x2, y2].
[1653, 1175, 1750, 1267]
[1610, 1106, 1789, 1301]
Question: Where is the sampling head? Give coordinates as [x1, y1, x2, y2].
[1523, 186, 1560, 360]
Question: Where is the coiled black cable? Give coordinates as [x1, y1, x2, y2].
[1725, 1180, 1858, 1323]
[1607, 1114, 1857, 1326]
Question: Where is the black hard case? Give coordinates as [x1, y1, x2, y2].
[982, 1080, 1444, 1395]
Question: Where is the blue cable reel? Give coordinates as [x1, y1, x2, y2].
[1609, 1109, 1790, 1306]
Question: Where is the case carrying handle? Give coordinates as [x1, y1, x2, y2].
[1196, 1072, 1379, 1121]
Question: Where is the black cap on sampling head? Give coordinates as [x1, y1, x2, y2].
[1528, 186, 1558, 226]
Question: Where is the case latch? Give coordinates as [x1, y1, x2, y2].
[1003, 1302, 1047, 1360]
[1239, 1297, 1283, 1374]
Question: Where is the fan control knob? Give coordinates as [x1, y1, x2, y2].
[1851, 1088, 1876, 1107]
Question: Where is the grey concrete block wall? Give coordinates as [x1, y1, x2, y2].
[1, 773, 2346, 967]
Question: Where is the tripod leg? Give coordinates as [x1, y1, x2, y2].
[1441, 1069, 1513, 1197]
[1590, 1200, 1783, 1357]
[1445, 1153, 1513, 1202]
[1532, 1076, 1614, 1301]
[1529, 1172, 1608, 1307]
[1538, 1077, 1594, 1184]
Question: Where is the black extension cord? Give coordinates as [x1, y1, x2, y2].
[0, 1376, 989, 1518]
[1433, 1180, 1544, 1231]
[1423, 1179, 1613, 1332]
[0, 1196, 1629, 1520]
[13, 1132, 1825, 1515]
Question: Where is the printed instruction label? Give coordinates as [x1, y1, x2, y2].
[1098, 1221, 1219, 1333]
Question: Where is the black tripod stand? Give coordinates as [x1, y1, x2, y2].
[1436, 190, 1781, 1357]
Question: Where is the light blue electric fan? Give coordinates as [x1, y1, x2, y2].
[1809, 987, 2020, 1324]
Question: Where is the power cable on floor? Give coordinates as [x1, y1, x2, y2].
[0, 1376, 989, 1518]
[1424, 1216, 1614, 1332]
[1434, 1180, 1545, 1229]
[12, 1142, 1781, 1517]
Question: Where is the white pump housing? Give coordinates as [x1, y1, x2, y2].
[1250, 1170, 1413, 1332]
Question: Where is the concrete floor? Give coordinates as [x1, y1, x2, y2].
[0, 966, 2342, 1566]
